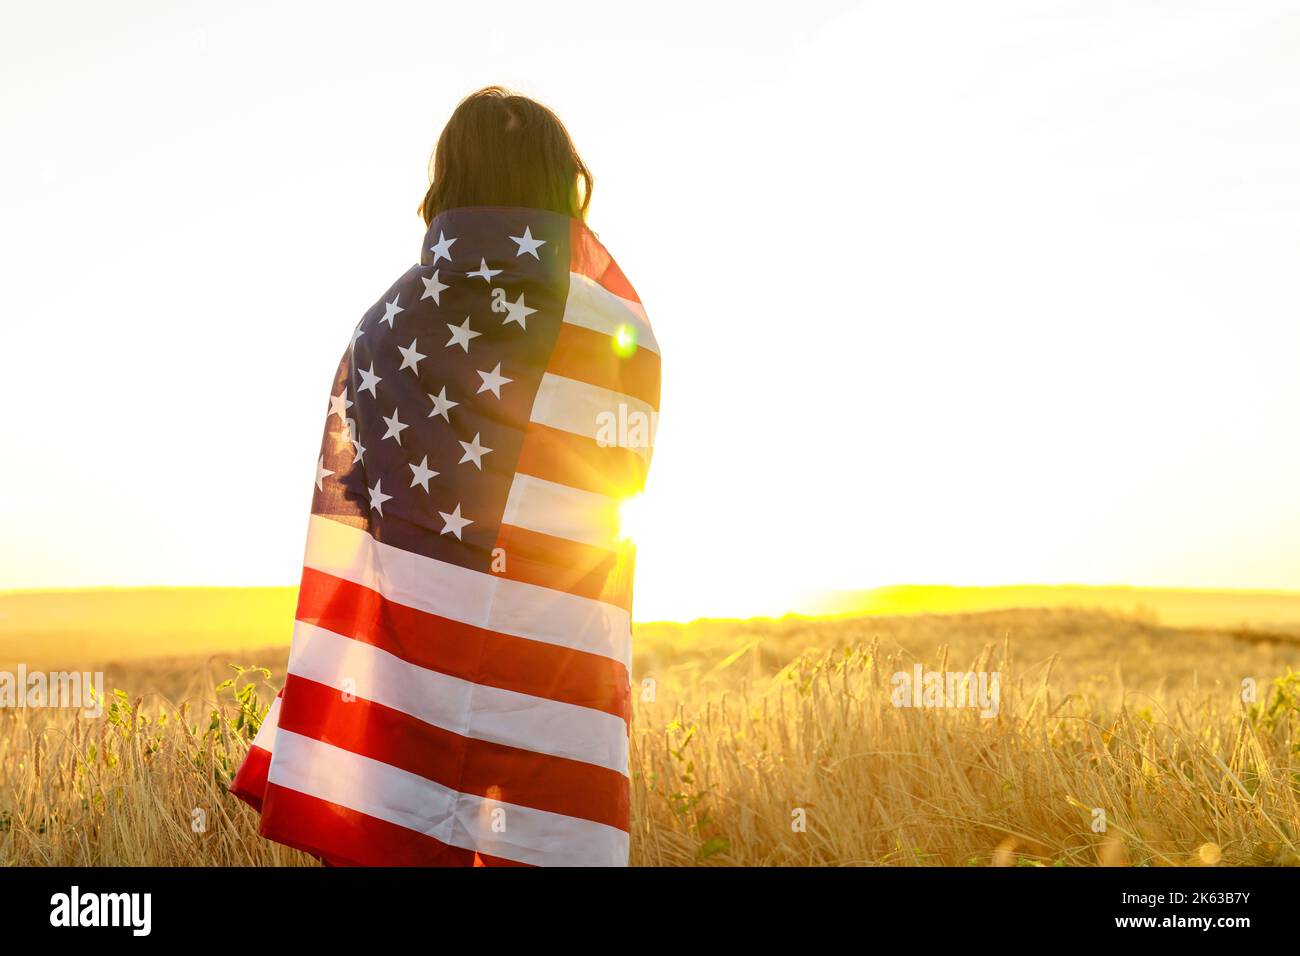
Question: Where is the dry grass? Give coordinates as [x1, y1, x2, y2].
[2, 608, 1298, 865]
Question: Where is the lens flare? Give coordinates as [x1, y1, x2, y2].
[612, 323, 638, 358]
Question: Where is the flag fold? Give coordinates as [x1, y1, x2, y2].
[230, 206, 659, 866]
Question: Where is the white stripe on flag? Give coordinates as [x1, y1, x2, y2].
[302, 515, 632, 669]
[528, 373, 656, 460]
[250, 695, 282, 752]
[287, 621, 629, 775]
[502, 473, 621, 549]
[563, 272, 659, 354]
[268, 729, 629, 867]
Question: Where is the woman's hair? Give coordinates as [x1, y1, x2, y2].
[419, 86, 593, 226]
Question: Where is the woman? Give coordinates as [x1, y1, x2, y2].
[231, 87, 660, 866]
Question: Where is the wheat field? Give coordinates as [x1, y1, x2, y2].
[1, 607, 1298, 866]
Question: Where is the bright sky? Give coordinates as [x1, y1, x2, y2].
[3, 0, 1298, 620]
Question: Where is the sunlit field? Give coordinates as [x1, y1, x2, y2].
[1, 591, 1298, 866]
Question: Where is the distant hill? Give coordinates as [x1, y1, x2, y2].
[2, 583, 1299, 667]
[803, 584, 1300, 631]
[0, 587, 298, 666]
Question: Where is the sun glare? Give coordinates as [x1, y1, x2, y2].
[617, 493, 647, 544]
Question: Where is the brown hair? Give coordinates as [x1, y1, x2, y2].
[419, 86, 593, 226]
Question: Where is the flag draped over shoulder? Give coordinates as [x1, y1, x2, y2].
[230, 206, 659, 866]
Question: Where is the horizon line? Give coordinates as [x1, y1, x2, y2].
[6, 582, 1300, 598]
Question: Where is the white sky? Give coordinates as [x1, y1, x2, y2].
[2, 0, 1298, 620]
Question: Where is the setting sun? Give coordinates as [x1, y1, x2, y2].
[617, 492, 648, 544]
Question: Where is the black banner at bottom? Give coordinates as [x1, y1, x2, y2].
[0, 865, 1286, 941]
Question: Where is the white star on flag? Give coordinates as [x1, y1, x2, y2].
[379, 295, 404, 328]
[329, 389, 353, 421]
[476, 362, 512, 398]
[408, 455, 439, 491]
[357, 363, 382, 397]
[381, 409, 408, 444]
[427, 386, 458, 421]
[332, 415, 364, 464]
[502, 292, 537, 329]
[315, 456, 334, 491]
[420, 270, 449, 304]
[429, 231, 457, 264]
[509, 226, 546, 259]
[468, 258, 502, 284]
[397, 339, 426, 374]
[458, 432, 492, 469]
[445, 316, 480, 352]
[438, 503, 472, 540]
[367, 479, 392, 516]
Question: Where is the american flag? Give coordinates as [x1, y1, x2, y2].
[230, 206, 659, 866]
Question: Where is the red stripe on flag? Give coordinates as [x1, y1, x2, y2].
[547, 323, 661, 409]
[515, 422, 647, 498]
[571, 220, 641, 303]
[230, 744, 271, 812]
[493, 522, 632, 610]
[276, 674, 630, 831]
[297, 566, 630, 721]
[258, 782, 530, 867]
